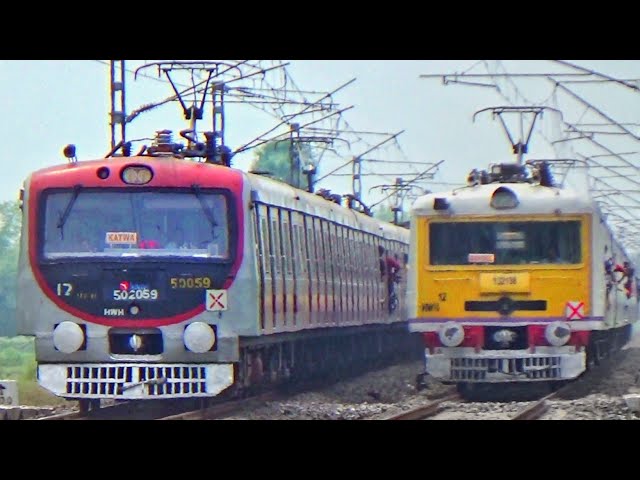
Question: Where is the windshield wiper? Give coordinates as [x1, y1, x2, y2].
[191, 184, 218, 235]
[57, 185, 82, 239]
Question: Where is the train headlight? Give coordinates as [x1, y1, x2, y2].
[53, 322, 85, 353]
[491, 186, 519, 210]
[438, 322, 465, 347]
[545, 321, 571, 347]
[183, 322, 216, 353]
[121, 165, 153, 185]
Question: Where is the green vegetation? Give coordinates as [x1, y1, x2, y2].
[250, 139, 318, 189]
[0, 201, 66, 405]
[0, 336, 33, 378]
[373, 205, 409, 225]
[0, 336, 68, 406]
[0, 200, 20, 336]
[373, 206, 395, 223]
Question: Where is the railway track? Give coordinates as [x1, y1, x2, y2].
[34, 398, 215, 421]
[383, 348, 630, 421]
[380, 387, 462, 420]
[35, 410, 87, 420]
[35, 388, 333, 421]
[510, 390, 558, 420]
[381, 385, 571, 421]
[158, 391, 283, 420]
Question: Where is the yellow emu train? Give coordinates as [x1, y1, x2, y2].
[407, 161, 638, 393]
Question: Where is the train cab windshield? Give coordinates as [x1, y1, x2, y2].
[41, 189, 232, 261]
[429, 220, 581, 265]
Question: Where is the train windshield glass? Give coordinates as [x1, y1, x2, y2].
[429, 220, 581, 265]
[42, 190, 231, 260]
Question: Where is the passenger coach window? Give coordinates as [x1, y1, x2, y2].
[42, 190, 231, 260]
[429, 221, 581, 265]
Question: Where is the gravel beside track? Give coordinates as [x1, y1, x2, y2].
[218, 337, 640, 420]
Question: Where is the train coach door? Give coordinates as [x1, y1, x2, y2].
[304, 216, 317, 328]
[364, 234, 378, 322]
[353, 231, 364, 325]
[334, 224, 345, 326]
[291, 212, 307, 329]
[256, 204, 274, 334]
[343, 228, 356, 326]
[314, 218, 328, 327]
[399, 247, 408, 319]
[281, 211, 296, 330]
[321, 220, 337, 327]
[269, 207, 284, 332]
[611, 240, 622, 327]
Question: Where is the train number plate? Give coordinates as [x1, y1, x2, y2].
[479, 273, 530, 293]
[113, 288, 159, 301]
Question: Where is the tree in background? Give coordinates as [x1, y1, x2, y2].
[250, 140, 319, 190]
[0, 200, 21, 336]
[373, 205, 411, 225]
[373, 206, 395, 223]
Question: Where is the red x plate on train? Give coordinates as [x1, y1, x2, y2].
[565, 301, 585, 320]
[206, 290, 228, 311]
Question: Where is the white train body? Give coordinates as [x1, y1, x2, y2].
[17, 156, 410, 400]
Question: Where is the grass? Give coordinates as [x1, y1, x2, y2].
[0, 336, 72, 406]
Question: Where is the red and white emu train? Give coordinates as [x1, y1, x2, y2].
[16, 151, 412, 404]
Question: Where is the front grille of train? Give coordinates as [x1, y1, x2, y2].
[449, 356, 562, 381]
[65, 365, 208, 397]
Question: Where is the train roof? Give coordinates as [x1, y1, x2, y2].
[245, 171, 409, 243]
[411, 182, 594, 217]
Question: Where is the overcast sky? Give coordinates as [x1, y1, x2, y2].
[2, 60, 639, 214]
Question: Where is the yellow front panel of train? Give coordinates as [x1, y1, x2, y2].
[415, 215, 591, 319]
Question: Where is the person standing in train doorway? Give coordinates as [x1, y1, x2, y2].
[604, 246, 614, 310]
[378, 246, 401, 313]
[615, 260, 635, 299]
